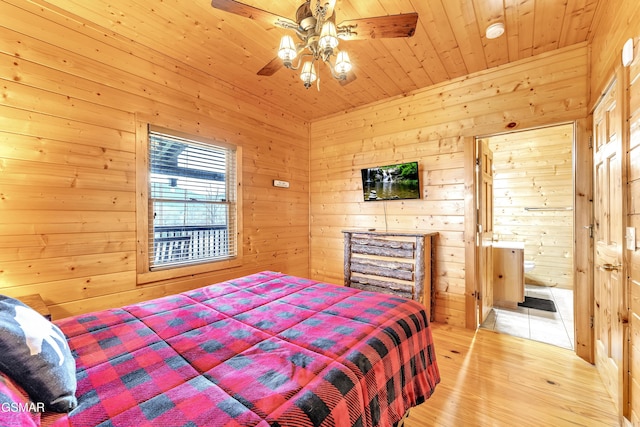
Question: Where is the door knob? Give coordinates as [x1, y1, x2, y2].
[602, 263, 621, 272]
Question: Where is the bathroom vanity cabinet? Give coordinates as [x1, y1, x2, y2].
[493, 242, 525, 308]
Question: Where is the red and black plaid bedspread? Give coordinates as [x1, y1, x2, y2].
[47, 271, 440, 427]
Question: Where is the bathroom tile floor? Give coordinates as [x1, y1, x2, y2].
[480, 285, 574, 350]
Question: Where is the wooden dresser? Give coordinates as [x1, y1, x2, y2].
[17, 293, 52, 321]
[342, 230, 437, 321]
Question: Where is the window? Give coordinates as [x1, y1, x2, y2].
[137, 124, 241, 281]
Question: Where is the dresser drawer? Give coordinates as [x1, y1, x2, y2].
[350, 279, 414, 300]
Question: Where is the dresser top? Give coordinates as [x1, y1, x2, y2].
[342, 229, 438, 238]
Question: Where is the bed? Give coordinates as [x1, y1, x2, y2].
[0, 271, 440, 427]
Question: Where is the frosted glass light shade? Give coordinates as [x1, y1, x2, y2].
[300, 61, 317, 88]
[319, 21, 339, 51]
[278, 35, 297, 62]
[335, 51, 352, 75]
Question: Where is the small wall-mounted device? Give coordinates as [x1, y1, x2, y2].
[627, 227, 637, 251]
[273, 180, 290, 188]
[623, 38, 634, 67]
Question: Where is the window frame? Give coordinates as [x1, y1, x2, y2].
[136, 122, 243, 285]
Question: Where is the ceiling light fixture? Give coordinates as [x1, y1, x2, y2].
[275, 0, 353, 89]
[486, 22, 505, 40]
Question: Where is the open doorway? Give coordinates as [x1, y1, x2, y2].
[477, 123, 575, 349]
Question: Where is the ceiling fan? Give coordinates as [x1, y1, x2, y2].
[210, 0, 419, 88]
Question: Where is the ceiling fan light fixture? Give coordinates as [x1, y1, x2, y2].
[278, 35, 297, 64]
[211, 1, 420, 89]
[486, 22, 505, 39]
[300, 61, 317, 88]
[319, 21, 339, 52]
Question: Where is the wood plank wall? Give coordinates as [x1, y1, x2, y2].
[0, 0, 310, 319]
[589, 1, 640, 109]
[487, 124, 574, 289]
[310, 44, 588, 327]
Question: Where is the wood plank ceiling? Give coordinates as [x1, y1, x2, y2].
[46, 0, 602, 121]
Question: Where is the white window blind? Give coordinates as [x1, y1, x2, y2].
[148, 127, 237, 270]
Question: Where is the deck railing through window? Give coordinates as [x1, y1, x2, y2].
[152, 225, 229, 266]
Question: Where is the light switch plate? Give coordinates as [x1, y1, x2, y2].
[627, 227, 637, 250]
[273, 180, 290, 188]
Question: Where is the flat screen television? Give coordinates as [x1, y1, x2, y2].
[361, 161, 420, 201]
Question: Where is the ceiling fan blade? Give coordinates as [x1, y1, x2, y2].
[337, 12, 419, 40]
[210, 0, 297, 27]
[257, 56, 284, 76]
[339, 72, 357, 86]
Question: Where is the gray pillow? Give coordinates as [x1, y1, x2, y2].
[0, 296, 77, 412]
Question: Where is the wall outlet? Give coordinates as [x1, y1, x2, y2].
[273, 180, 290, 188]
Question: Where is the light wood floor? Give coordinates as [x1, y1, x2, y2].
[406, 323, 619, 426]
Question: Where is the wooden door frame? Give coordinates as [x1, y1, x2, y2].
[464, 123, 594, 363]
[574, 118, 595, 363]
[464, 138, 494, 328]
[464, 137, 479, 329]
